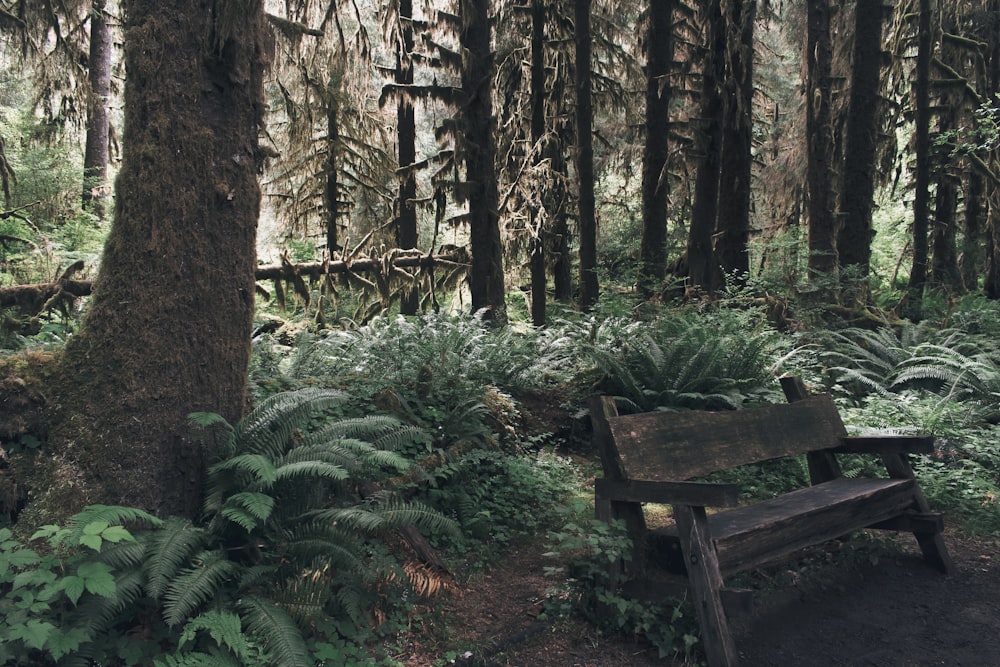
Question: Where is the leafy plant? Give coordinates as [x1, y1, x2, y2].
[0, 505, 160, 665]
[566, 308, 777, 411]
[2, 390, 457, 666]
[542, 513, 700, 661]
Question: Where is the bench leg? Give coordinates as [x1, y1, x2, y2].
[674, 505, 737, 667]
[881, 453, 955, 575]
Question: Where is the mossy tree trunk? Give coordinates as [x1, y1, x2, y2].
[638, 0, 673, 298]
[461, 0, 506, 321]
[837, 0, 883, 283]
[44, 0, 268, 521]
[907, 0, 933, 314]
[81, 0, 112, 220]
[395, 0, 419, 316]
[806, 0, 837, 282]
[575, 0, 599, 311]
[687, 0, 725, 293]
[529, 0, 547, 326]
[715, 0, 755, 285]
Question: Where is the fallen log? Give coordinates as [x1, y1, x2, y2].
[0, 251, 469, 313]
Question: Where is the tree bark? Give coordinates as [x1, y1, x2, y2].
[961, 171, 983, 291]
[549, 128, 573, 303]
[40, 0, 269, 521]
[324, 90, 340, 257]
[908, 0, 933, 312]
[687, 0, 725, 293]
[575, 0, 599, 310]
[715, 0, 755, 284]
[638, 0, 673, 297]
[806, 0, 837, 282]
[930, 160, 960, 289]
[837, 0, 883, 282]
[81, 0, 112, 220]
[461, 0, 505, 321]
[395, 0, 419, 315]
[529, 0, 547, 326]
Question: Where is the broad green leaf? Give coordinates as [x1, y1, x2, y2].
[79, 534, 103, 551]
[60, 575, 86, 605]
[46, 627, 89, 660]
[28, 525, 60, 541]
[9, 619, 55, 650]
[76, 561, 117, 598]
[6, 548, 41, 568]
[100, 525, 135, 543]
[83, 520, 111, 536]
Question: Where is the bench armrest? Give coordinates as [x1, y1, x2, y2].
[596, 478, 740, 508]
[835, 435, 934, 455]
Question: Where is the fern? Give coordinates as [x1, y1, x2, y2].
[178, 611, 253, 660]
[144, 518, 211, 600]
[238, 595, 312, 667]
[163, 550, 240, 626]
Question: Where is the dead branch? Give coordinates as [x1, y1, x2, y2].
[0, 251, 470, 315]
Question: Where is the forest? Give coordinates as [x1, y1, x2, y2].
[0, 0, 999, 665]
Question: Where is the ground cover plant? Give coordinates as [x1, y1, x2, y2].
[4, 292, 1000, 666]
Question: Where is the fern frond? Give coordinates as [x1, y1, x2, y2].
[208, 454, 278, 486]
[163, 550, 240, 626]
[233, 388, 346, 459]
[273, 460, 349, 482]
[64, 504, 162, 541]
[153, 652, 242, 667]
[144, 518, 212, 600]
[305, 414, 405, 443]
[238, 594, 312, 667]
[94, 538, 147, 570]
[178, 610, 253, 661]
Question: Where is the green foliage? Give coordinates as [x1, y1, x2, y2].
[2, 390, 459, 666]
[542, 512, 700, 661]
[417, 448, 580, 557]
[562, 306, 778, 411]
[0, 506, 160, 665]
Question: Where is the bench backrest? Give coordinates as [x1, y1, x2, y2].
[595, 394, 848, 481]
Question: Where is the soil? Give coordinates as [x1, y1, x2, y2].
[395, 526, 1000, 666]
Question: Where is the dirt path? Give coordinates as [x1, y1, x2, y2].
[398, 528, 1000, 666]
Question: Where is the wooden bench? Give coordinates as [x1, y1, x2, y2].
[589, 376, 953, 667]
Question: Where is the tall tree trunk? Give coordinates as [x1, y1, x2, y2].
[324, 91, 339, 257]
[575, 0, 599, 309]
[638, 0, 673, 297]
[984, 4, 1000, 299]
[550, 123, 573, 302]
[806, 0, 837, 282]
[41, 0, 268, 521]
[961, 168, 984, 291]
[908, 0, 933, 313]
[461, 0, 505, 320]
[82, 0, 112, 220]
[715, 0, 755, 284]
[529, 0, 547, 326]
[396, 0, 419, 315]
[837, 0, 883, 284]
[687, 0, 725, 293]
[930, 160, 960, 289]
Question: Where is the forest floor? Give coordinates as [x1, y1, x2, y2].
[395, 523, 1000, 666]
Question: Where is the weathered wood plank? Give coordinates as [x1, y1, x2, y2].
[595, 478, 740, 507]
[675, 505, 738, 667]
[781, 375, 843, 482]
[606, 395, 847, 481]
[711, 478, 918, 575]
[837, 435, 935, 454]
